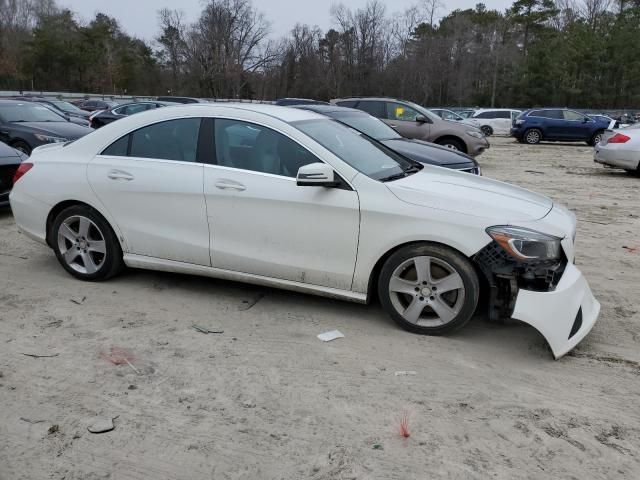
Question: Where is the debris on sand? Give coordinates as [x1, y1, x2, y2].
[70, 296, 87, 305]
[87, 416, 118, 434]
[317, 330, 344, 342]
[394, 371, 417, 376]
[21, 353, 59, 359]
[100, 347, 140, 374]
[47, 425, 59, 435]
[192, 324, 224, 334]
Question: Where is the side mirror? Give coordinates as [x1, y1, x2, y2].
[297, 162, 338, 187]
[416, 115, 428, 124]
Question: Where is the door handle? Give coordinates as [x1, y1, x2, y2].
[215, 180, 246, 191]
[107, 170, 134, 181]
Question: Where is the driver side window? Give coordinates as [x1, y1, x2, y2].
[386, 102, 420, 121]
[563, 110, 586, 121]
[214, 119, 320, 178]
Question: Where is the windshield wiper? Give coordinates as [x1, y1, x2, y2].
[380, 164, 422, 182]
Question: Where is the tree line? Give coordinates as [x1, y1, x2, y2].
[1, 0, 639, 109]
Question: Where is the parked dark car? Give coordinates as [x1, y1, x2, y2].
[275, 98, 330, 106]
[511, 108, 611, 145]
[0, 100, 93, 155]
[0, 141, 27, 207]
[156, 96, 206, 104]
[76, 99, 120, 112]
[11, 96, 91, 126]
[90, 101, 178, 128]
[294, 104, 481, 174]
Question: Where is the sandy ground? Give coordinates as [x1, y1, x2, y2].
[1, 137, 639, 480]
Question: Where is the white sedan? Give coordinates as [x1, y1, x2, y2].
[594, 124, 640, 173]
[10, 104, 599, 358]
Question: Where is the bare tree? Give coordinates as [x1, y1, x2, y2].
[157, 8, 186, 94]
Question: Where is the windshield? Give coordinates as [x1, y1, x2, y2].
[332, 111, 402, 141]
[49, 101, 84, 114]
[294, 119, 417, 181]
[0, 103, 65, 122]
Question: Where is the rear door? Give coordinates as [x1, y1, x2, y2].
[492, 111, 512, 134]
[538, 110, 565, 139]
[87, 117, 211, 265]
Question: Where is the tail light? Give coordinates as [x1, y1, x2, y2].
[13, 162, 33, 185]
[608, 133, 631, 144]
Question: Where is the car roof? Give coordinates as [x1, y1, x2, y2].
[292, 104, 366, 115]
[163, 103, 325, 123]
[474, 108, 519, 112]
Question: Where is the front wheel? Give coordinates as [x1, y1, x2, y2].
[52, 205, 123, 281]
[436, 138, 465, 152]
[378, 244, 480, 335]
[589, 130, 604, 146]
[12, 140, 32, 156]
[481, 125, 493, 136]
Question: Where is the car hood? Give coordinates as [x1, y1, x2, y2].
[382, 138, 476, 167]
[385, 166, 553, 222]
[16, 122, 93, 139]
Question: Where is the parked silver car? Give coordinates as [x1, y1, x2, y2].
[594, 124, 640, 174]
[331, 97, 489, 156]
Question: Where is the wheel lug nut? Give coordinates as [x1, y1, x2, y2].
[414, 287, 420, 292]
[432, 286, 437, 291]
[430, 296, 435, 300]
[419, 297, 424, 301]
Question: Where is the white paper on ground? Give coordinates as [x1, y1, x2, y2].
[317, 330, 345, 342]
[394, 371, 417, 376]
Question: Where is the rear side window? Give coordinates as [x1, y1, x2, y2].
[102, 136, 128, 156]
[494, 111, 511, 119]
[100, 118, 202, 162]
[357, 101, 386, 118]
[563, 110, 586, 121]
[475, 111, 496, 119]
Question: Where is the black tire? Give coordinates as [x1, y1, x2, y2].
[436, 137, 465, 152]
[481, 125, 493, 136]
[51, 205, 123, 281]
[588, 130, 604, 146]
[11, 140, 32, 156]
[378, 243, 480, 335]
[523, 129, 542, 145]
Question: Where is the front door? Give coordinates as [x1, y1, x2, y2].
[383, 101, 431, 141]
[88, 117, 211, 266]
[203, 119, 360, 290]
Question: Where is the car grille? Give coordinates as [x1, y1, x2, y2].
[0, 165, 18, 196]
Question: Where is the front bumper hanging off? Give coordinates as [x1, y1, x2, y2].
[511, 263, 600, 359]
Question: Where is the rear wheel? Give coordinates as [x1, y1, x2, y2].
[436, 137, 465, 152]
[481, 125, 493, 136]
[378, 243, 480, 335]
[52, 205, 123, 281]
[524, 129, 542, 145]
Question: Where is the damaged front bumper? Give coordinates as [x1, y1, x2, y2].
[474, 237, 600, 359]
[512, 263, 600, 359]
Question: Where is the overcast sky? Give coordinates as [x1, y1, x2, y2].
[58, 0, 513, 42]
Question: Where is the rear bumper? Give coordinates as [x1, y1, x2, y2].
[594, 147, 640, 170]
[8, 188, 50, 245]
[511, 263, 599, 359]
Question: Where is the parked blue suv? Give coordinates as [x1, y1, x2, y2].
[511, 108, 612, 146]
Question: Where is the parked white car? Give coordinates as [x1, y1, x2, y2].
[594, 124, 640, 173]
[472, 109, 522, 136]
[9, 104, 599, 358]
[430, 108, 481, 128]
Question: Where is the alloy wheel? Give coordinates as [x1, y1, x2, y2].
[525, 130, 540, 144]
[388, 256, 465, 327]
[57, 215, 107, 274]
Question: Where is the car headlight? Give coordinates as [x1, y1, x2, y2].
[467, 130, 484, 139]
[34, 134, 68, 144]
[487, 226, 562, 260]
